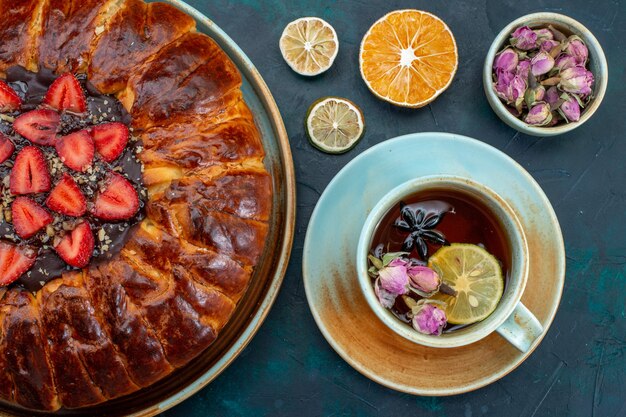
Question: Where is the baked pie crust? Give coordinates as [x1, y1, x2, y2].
[0, 0, 272, 410]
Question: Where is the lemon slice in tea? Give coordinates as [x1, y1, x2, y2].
[305, 97, 365, 154]
[279, 17, 339, 76]
[428, 243, 504, 325]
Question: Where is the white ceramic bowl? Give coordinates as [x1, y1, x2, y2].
[483, 12, 608, 137]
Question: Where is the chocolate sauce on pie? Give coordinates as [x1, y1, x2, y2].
[0, 66, 145, 291]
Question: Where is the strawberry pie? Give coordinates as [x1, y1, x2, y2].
[1, 70, 145, 287]
[0, 0, 272, 412]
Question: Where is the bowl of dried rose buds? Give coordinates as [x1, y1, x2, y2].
[483, 12, 608, 136]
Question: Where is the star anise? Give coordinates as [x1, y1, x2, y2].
[393, 203, 449, 260]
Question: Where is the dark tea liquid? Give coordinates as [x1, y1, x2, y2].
[370, 188, 512, 332]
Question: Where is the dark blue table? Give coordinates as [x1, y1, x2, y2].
[165, 1, 626, 416]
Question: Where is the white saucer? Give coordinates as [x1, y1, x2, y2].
[302, 132, 565, 395]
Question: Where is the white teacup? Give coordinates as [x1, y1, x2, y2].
[356, 175, 543, 352]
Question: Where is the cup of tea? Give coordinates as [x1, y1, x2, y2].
[356, 175, 543, 352]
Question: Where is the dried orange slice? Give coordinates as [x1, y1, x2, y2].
[359, 10, 458, 108]
[279, 17, 339, 76]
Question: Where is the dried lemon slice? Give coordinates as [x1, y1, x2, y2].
[305, 97, 365, 154]
[428, 243, 504, 325]
[279, 17, 339, 76]
[359, 9, 458, 107]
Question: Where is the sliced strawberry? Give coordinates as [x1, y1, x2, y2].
[0, 242, 36, 286]
[13, 109, 60, 146]
[43, 73, 86, 113]
[92, 173, 139, 221]
[0, 80, 21, 112]
[11, 197, 53, 239]
[55, 130, 94, 172]
[0, 133, 15, 163]
[53, 222, 94, 268]
[10, 146, 51, 195]
[91, 122, 129, 162]
[46, 173, 86, 217]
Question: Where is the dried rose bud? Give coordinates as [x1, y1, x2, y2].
[559, 65, 594, 96]
[564, 36, 588, 64]
[516, 59, 531, 79]
[524, 84, 545, 107]
[534, 28, 554, 41]
[388, 257, 408, 268]
[407, 265, 440, 297]
[545, 86, 560, 109]
[494, 70, 513, 99]
[559, 94, 581, 122]
[554, 54, 577, 72]
[510, 26, 537, 50]
[378, 259, 409, 295]
[493, 48, 519, 73]
[548, 25, 567, 42]
[525, 102, 553, 126]
[411, 301, 447, 336]
[540, 39, 560, 52]
[494, 70, 526, 109]
[374, 278, 397, 309]
[530, 51, 555, 76]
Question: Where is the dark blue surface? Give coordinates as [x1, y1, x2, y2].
[164, 1, 626, 416]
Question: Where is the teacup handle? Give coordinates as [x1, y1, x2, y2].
[496, 302, 543, 352]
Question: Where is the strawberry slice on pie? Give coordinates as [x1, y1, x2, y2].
[92, 122, 129, 162]
[93, 172, 139, 221]
[13, 109, 60, 146]
[0, 242, 36, 286]
[43, 73, 87, 113]
[0, 80, 21, 112]
[10, 146, 51, 194]
[55, 130, 94, 172]
[46, 173, 86, 217]
[1, 71, 143, 283]
[53, 222, 94, 268]
[11, 196, 53, 239]
[0, 133, 15, 163]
